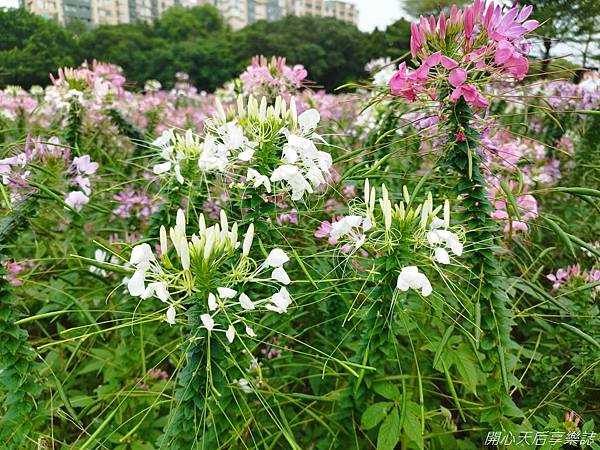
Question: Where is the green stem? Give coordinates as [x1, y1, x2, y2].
[444, 98, 519, 420]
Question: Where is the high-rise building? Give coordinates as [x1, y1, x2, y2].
[23, 0, 357, 28]
[23, 0, 179, 25]
[23, 0, 65, 22]
[200, 0, 357, 29]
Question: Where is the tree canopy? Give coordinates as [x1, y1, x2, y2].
[0, 6, 411, 92]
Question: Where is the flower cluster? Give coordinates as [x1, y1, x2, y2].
[152, 129, 201, 184]
[65, 154, 99, 211]
[48, 60, 126, 108]
[547, 264, 600, 297]
[0, 135, 98, 210]
[127, 209, 293, 340]
[240, 55, 308, 99]
[325, 180, 464, 297]
[112, 187, 159, 221]
[1, 260, 25, 287]
[153, 95, 332, 202]
[390, 0, 538, 109]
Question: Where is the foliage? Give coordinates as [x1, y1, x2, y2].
[1, 1, 600, 449]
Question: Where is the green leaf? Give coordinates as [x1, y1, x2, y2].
[377, 406, 401, 450]
[361, 402, 394, 430]
[433, 325, 454, 370]
[447, 344, 480, 394]
[373, 381, 401, 401]
[543, 217, 576, 259]
[500, 180, 521, 220]
[404, 402, 424, 449]
[559, 323, 600, 350]
[547, 187, 600, 198]
[500, 394, 525, 418]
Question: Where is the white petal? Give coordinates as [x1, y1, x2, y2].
[239, 292, 255, 310]
[243, 223, 254, 256]
[208, 292, 218, 311]
[430, 217, 445, 230]
[237, 148, 254, 161]
[434, 247, 450, 265]
[226, 324, 235, 343]
[166, 305, 176, 325]
[245, 326, 256, 337]
[271, 267, 291, 285]
[298, 108, 320, 132]
[127, 269, 146, 296]
[153, 161, 172, 175]
[200, 314, 214, 331]
[130, 243, 154, 266]
[174, 165, 184, 184]
[427, 231, 441, 246]
[267, 287, 291, 313]
[265, 248, 289, 267]
[419, 275, 433, 297]
[217, 287, 237, 299]
[140, 285, 154, 300]
[396, 274, 410, 291]
[448, 237, 463, 256]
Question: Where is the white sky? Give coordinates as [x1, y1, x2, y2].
[352, 0, 403, 32]
[0, 0, 18, 7]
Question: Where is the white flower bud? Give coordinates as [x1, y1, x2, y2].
[243, 223, 254, 256]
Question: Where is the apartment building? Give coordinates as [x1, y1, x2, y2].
[323, 0, 357, 24]
[23, 0, 357, 28]
[23, 0, 65, 22]
[23, 0, 179, 25]
[202, 0, 357, 29]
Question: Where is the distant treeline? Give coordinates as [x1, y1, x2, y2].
[0, 6, 412, 92]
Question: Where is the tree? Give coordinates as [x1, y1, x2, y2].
[0, 9, 79, 88]
[153, 5, 226, 41]
[233, 16, 371, 90]
[79, 23, 168, 86]
[520, 0, 600, 73]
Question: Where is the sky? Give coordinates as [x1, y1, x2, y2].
[353, 0, 403, 32]
[0, 0, 18, 7]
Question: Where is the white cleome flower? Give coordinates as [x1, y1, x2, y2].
[396, 266, 433, 297]
[246, 168, 272, 193]
[237, 378, 253, 394]
[141, 281, 170, 302]
[265, 287, 292, 314]
[127, 243, 162, 298]
[329, 215, 364, 240]
[427, 216, 463, 263]
[270, 164, 313, 201]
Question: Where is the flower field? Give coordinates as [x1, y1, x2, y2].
[1, 1, 600, 449]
